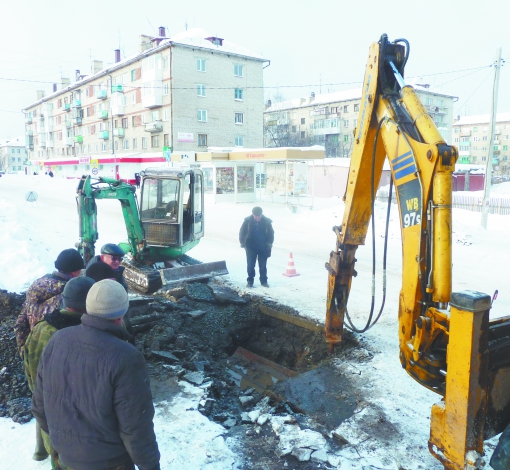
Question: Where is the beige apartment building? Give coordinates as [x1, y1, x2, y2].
[264, 86, 456, 158]
[452, 113, 510, 176]
[23, 28, 267, 175]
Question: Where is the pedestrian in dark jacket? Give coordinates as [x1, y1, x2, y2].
[32, 280, 160, 470]
[14, 248, 85, 356]
[239, 206, 274, 288]
[24, 276, 95, 465]
[86, 243, 128, 291]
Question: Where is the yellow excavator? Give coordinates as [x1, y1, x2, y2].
[325, 34, 510, 469]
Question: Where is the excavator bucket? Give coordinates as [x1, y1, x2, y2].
[159, 260, 228, 287]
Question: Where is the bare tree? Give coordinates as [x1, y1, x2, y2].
[0, 148, 8, 172]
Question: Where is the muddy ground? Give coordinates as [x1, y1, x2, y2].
[0, 280, 387, 469]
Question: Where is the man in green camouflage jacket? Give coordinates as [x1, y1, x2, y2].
[14, 248, 84, 356]
[24, 276, 95, 465]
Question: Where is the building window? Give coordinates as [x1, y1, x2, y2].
[473, 126, 478, 132]
[121, 118, 128, 128]
[354, 104, 359, 112]
[482, 156, 486, 161]
[343, 120, 349, 128]
[163, 109, 169, 121]
[115, 141, 119, 151]
[235, 113, 244, 124]
[133, 138, 137, 149]
[163, 83, 169, 95]
[504, 145, 508, 151]
[483, 136, 488, 141]
[141, 137, 147, 149]
[234, 64, 243, 77]
[101, 143, 106, 152]
[198, 134, 207, 146]
[151, 135, 159, 148]
[163, 55, 169, 69]
[292, 126, 296, 132]
[301, 118, 305, 125]
[343, 105, 349, 113]
[301, 131, 305, 139]
[132, 93, 136, 104]
[344, 135, 349, 143]
[235, 89, 243, 100]
[454, 128, 459, 133]
[197, 59, 206, 72]
[164, 134, 169, 147]
[235, 136, 244, 146]
[131, 69, 136, 81]
[197, 84, 206, 97]
[198, 109, 207, 122]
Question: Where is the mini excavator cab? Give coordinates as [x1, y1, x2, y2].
[139, 168, 204, 252]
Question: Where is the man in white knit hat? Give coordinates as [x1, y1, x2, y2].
[32, 279, 160, 470]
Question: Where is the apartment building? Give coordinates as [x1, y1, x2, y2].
[0, 137, 27, 173]
[264, 86, 456, 158]
[22, 28, 267, 179]
[452, 113, 510, 176]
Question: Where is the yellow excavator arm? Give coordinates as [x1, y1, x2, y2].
[326, 35, 510, 469]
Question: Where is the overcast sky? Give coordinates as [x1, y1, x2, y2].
[1, 0, 508, 140]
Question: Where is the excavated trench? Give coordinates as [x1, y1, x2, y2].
[0, 281, 373, 469]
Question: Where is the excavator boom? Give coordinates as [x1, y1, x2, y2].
[326, 35, 510, 469]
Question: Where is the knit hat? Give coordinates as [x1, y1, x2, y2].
[86, 279, 129, 320]
[62, 276, 95, 312]
[252, 206, 263, 216]
[85, 262, 116, 282]
[54, 249, 85, 273]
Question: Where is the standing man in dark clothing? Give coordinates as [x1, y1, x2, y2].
[32, 280, 160, 470]
[239, 206, 274, 288]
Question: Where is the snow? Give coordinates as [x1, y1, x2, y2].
[1, 173, 509, 469]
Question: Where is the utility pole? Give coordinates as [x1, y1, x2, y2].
[481, 47, 502, 229]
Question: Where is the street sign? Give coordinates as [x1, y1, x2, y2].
[91, 167, 98, 175]
[163, 146, 172, 162]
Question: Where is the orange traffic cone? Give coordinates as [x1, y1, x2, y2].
[282, 252, 300, 277]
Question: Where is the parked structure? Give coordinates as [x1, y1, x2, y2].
[452, 112, 510, 176]
[0, 137, 28, 173]
[264, 85, 456, 158]
[22, 28, 267, 181]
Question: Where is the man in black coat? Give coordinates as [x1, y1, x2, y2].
[239, 206, 274, 288]
[86, 243, 128, 291]
[32, 280, 160, 470]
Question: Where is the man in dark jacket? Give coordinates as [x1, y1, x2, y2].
[32, 280, 160, 470]
[86, 243, 128, 291]
[239, 206, 274, 288]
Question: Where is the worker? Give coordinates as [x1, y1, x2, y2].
[32, 280, 160, 470]
[14, 248, 85, 357]
[24, 276, 95, 464]
[86, 243, 128, 291]
[239, 206, 274, 288]
[85, 261, 117, 282]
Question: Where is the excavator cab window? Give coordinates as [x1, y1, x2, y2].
[140, 177, 181, 221]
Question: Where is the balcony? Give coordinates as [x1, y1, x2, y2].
[111, 84, 124, 93]
[145, 121, 163, 133]
[72, 100, 82, 108]
[25, 136, 34, 150]
[62, 103, 71, 112]
[96, 89, 108, 100]
[25, 116, 33, 124]
[460, 130, 471, 137]
[98, 130, 109, 140]
[113, 128, 125, 137]
[46, 140, 54, 148]
[65, 120, 72, 128]
[97, 110, 109, 120]
[494, 140, 500, 145]
[493, 150, 501, 156]
[73, 117, 83, 126]
[26, 129, 33, 137]
[74, 136, 83, 144]
[64, 136, 73, 146]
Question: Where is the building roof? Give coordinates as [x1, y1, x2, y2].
[23, 28, 267, 110]
[0, 137, 24, 148]
[265, 84, 456, 113]
[453, 112, 510, 126]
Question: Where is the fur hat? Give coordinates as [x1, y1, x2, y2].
[85, 262, 116, 282]
[86, 279, 129, 320]
[62, 276, 95, 312]
[54, 249, 85, 273]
